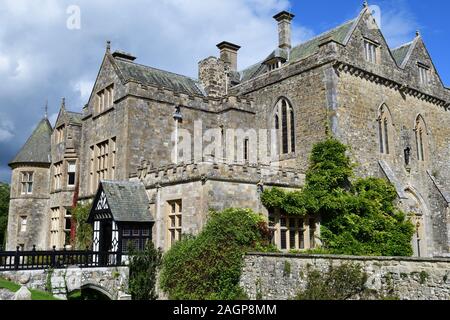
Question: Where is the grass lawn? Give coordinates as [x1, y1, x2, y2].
[0, 277, 59, 300]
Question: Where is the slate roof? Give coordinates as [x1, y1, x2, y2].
[67, 111, 83, 125]
[391, 42, 414, 67]
[114, 58, 205, 96]
[100, 180, 154, 223]
[239, 19, 356, 82]
[9, 118, 52, 166]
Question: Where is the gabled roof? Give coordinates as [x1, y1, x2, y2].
[89, 180, 154, 223]
[391, 41, 415, 68]
[9, 118, 52, 166]
[66, 111, 83, 126]
[239, 18, 356, 82]
[113, 58, 205, 96]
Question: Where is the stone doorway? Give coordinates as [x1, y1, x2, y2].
[403, 188, 431, 257]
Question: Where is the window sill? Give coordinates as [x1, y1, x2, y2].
[92, 106, 115, 120]
[278, 153, 297, 161]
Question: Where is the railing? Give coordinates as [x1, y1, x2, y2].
[0, 246, 124, 271]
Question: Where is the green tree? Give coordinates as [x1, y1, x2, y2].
[261, 138, 415, 256]
[0, 183, 10, 248]
[128, 241, 162, 300]
[72, 201, 93, 249]
[160, 208, 274, 300]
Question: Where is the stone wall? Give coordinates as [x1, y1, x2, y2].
[0, 267, 129, 300]
[240, 253, 450, 300]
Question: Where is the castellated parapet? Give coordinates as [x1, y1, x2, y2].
[133, 161, 305, 189]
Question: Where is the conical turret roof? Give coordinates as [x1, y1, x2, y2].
[9, 118, 52, 166]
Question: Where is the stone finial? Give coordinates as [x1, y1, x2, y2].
[416, 30, 421, 37]
[363, 1, 369, 8]
[106, 40, 111, 53]
[61, 97, 66, 110]
[44, 100, 48, 119]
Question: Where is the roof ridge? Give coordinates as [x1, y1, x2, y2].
[115, 58, 199, 82]
[292, 17, 356, 49]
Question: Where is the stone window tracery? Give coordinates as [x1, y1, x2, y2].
[415, 115, 428, 162]
[378, 105, 393, 155]
[274, 98, 295, 155]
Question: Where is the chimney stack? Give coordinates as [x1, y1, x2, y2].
[217, 41, 241, 71]
[273, 11, 295, 50]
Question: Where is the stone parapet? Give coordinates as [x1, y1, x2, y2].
[132, 161, 305, 189]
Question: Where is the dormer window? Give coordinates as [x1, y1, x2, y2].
[418, 64, 430, 85]
[55, 125, 65, 144]
[268, 60, 281, 71]
[364, 39, 379, 64]
[95, 84, 114, 114]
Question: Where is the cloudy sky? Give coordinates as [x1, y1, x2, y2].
[0, 0, 449, 183]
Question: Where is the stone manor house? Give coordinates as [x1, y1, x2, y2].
[6, 4, 450, 258]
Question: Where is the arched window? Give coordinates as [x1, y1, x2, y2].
[274, 98, 295, 155]
[378, 105, 393, 155]
[415, 115, 427, 162]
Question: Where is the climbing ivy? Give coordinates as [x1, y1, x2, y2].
[72, 201, 93, 249]
[261, 138, 415, 257]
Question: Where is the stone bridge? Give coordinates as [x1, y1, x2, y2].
[0, 267, 130, 300]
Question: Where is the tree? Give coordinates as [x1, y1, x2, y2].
[261, 138, 415, 256]
[0, 183, 10, 249]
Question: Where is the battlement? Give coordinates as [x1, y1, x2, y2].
[133, 160, 305, 188]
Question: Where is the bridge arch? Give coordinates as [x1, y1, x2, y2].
[68, 283, 114, 300]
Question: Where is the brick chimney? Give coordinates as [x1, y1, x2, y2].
[217, 41, 241, 72]
[273, 11, 295, 50]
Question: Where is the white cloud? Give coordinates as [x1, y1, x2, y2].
[377, 2, 418, 48]
[73, 80, 94, 102]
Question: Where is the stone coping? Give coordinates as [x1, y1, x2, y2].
[246, 252, 450, 263]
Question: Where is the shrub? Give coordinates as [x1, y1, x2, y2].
[296, 263, 368, 300]
[159, 208, 272, 300]
[129, 241, 162, 300]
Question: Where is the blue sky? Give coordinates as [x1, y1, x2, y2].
[0, 0, 449, 183]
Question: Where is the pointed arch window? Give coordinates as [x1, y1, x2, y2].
[274, 98, 296, 155]
[415, 116, 427, 162]
[378, 105, 392, 155]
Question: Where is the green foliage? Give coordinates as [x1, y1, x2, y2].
[0, 277, 59, 300]
[45, 268, 54, 294]
[72, 201, 93, 249]
[296, 263, 368, 300]
[261, 138, 415, 257]
[128, 241, 162, 300]
[283, 261, 291, 277]
[160, 208, 272, 300]
[419, 271, 429, 285]
[0, 183, 10, 248]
